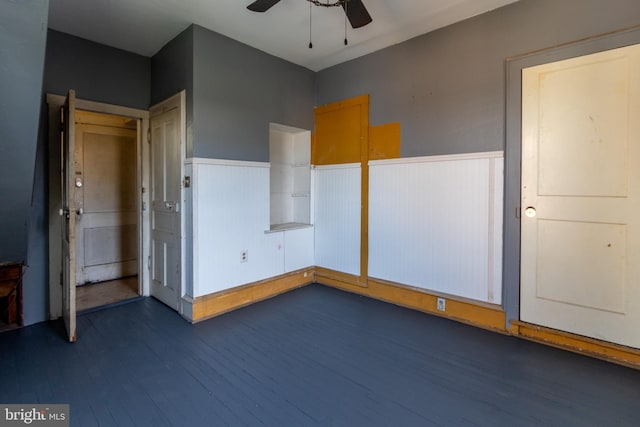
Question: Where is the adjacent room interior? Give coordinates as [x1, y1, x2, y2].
[71, 110, 140, 312]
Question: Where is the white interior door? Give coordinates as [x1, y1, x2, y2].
[521, 44, 640, 349]
[149, 96, 183, 310]
[61, 90, 77, 342]
[75, 111, 138, 285]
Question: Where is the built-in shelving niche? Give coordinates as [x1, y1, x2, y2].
[269, 123, 312, 231]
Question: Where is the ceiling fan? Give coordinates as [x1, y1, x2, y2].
[247, 0, 373, 29]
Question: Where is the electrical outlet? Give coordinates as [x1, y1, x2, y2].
[437, 297, 446, 312]
[241, 249, 248, 263]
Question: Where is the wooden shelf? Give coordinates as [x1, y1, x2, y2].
[266, 222, 313, 233]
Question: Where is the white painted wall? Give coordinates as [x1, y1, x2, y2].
[190, 158, 314, 297]
[314, 164, 361, 276]
[284, 226, 314, 272]
[368, 152, 503, 304]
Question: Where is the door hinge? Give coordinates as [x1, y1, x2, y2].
[147, 129, 151, 143]
[148, 256, 151, 271]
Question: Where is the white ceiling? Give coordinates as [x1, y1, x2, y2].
[48, 0, 519, 71]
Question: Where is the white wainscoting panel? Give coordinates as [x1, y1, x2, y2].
[490, 157, 504, 304]
[314, 164, 361, 276]
[284, 226, 314, 272]
[369, 152, 503, 304]
[190, 158, 284, 297]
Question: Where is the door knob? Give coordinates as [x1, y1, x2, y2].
[525, 207, 536, 218]
[165, 202, 174, 211]
[76, 208, 84, 216]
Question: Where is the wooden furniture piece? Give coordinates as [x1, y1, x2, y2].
[0, 263, 22, 326]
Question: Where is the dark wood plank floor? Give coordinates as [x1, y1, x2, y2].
[1, 284, 639, 426]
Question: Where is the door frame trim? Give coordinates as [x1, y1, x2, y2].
[47, 94, 150, 319]
[503, 26, 640, 331]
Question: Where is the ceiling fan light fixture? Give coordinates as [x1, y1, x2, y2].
[247, 0, 371, 47]
[307, 0, 350, 49]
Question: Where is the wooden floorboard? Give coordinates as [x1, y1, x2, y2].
[1, 284, 639, 426]
[76, 276, 139, 312]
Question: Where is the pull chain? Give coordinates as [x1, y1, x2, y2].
[344, 0, 348, 45]
[306, 0, 351, 48]
[308, 1, 313, 48]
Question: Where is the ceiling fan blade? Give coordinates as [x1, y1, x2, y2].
[342, 0, 372, 29]
[247, 0, 281, 12]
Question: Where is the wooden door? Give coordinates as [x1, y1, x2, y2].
[74, 111, 138, 285]
[61, 90, 77, 342]
[149, 99, 182, 310]
[521, 44, 640, 348]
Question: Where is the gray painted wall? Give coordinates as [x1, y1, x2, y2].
[44, 29, 150, 109]
[151, 26, 194, 106]
[23, 105, 49, 326]
[151, 25, 194, 155]
[0, 0, 48, 326]
[0, 0, 48, 264]
[316, 0, 640, 157]
[192, 25, 315, 162]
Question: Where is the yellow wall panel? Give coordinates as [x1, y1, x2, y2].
[369, 122, 401, 160]
[312, 95, 369, 165]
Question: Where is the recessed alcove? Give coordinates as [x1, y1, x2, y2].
[269, 123, 312, 231]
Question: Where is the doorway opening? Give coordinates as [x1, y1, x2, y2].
[47, 93, 151, 329]
[73, 110, 142, 312]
